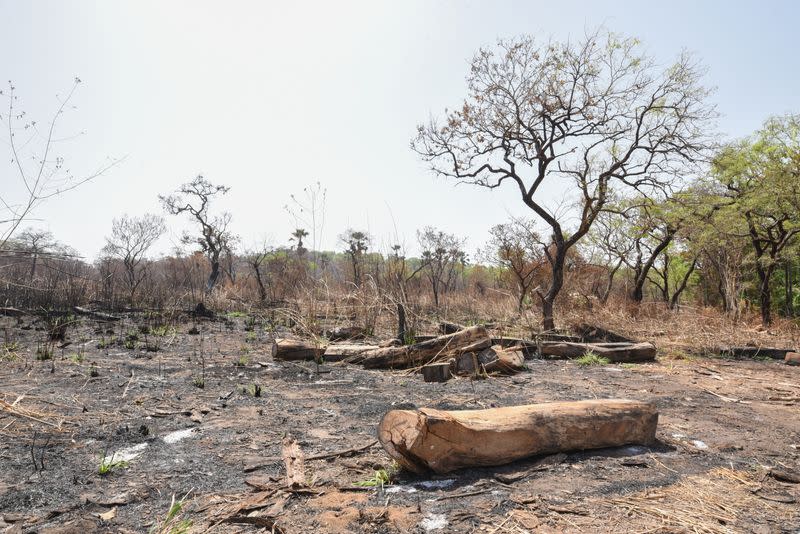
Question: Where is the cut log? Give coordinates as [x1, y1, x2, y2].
[378, 399, 658, 474]
[572, 323, 636, 343]
[785, 352, 800, 366]
[490, 338, 538, 358]
[421, 362, 452, 383]
[454, 346, 525, 375]
[539, 341, 656, 363]
[357, 325, 491, 369]
[72, 306, 121, 322]
[272, 338, 326, 361]
[720, 346, 796, 360]
[322, 343, 380, 362]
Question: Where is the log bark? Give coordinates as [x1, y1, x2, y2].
[357, 325, 491, 369]
[322, 343, 380, 362]
[539, 341, 656, 363]
[378, 399, 658, 474]
[785, 352, 800, 366]
[438, 321, 466, 335]
[272, 339, 326, 361]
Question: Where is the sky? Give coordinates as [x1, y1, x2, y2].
[1, 0, 799, 260]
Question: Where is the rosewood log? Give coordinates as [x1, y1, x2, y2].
[322, 343, 380, 362]
[378, 399, 658, 474]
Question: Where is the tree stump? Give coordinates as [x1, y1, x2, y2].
[421, 362, 452, 383]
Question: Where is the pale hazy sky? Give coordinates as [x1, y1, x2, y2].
[2, 1, 798, 259]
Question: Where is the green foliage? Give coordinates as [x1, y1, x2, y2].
[575, 352, 610, 366]
[98, 454, 129, 476]
[354, 463, 398, 488]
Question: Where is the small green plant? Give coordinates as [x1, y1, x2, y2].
[250, 383, 261, 397]
[192, 376, 205, 389]
[245, 331, 257, 342]
[354, 463, 398, 488]
[575, 352, 610, 366]
[98, 453, 129, 475]
[69, 352, 84, 363]
[149, 492, 192, 534]
[226, 311, 247, 318]
[235, 354, 249, 367]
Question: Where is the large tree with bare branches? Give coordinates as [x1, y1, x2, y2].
[413, 30, 715, 330]
[102, 213, 166, 305]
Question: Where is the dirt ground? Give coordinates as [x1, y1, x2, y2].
[1, 312, 799, 533]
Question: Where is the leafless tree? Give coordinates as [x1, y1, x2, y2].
[413, 29, 715, 329]
[159, 176, 236, 294]
[0, 79, 118, 252]
[102, 214, 166, 305]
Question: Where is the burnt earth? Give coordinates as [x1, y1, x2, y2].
[0, 313, 798, 533]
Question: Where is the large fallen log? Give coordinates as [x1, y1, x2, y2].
[539, 341, 656, 363]
[355, 325, 491, 369]
[272, 339, 326, 361]
[378, 399, 658, 474]
[322, 343, 379, 363]
[720, 346, 796, 360]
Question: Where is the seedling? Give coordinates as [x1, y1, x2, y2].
[354, 463, 398, 488]
[98, 453, 129, 475]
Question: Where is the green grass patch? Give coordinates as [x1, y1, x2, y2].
[575, 352, 610, 366]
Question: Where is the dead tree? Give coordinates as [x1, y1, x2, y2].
[102, 214, 166, 305]
[159, 176, 237, 295]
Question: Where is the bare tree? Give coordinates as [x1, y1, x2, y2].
[413, 30, 715, 330]
[159, 176, 236, 295]
[102, 214, 166, 305]
[14, 228, 59, 282]
[482, 219, 545, 311]
[0, 79, 118, 252]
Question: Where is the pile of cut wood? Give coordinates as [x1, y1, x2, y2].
[271, 323, 656, 381]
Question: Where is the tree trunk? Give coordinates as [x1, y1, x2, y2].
[206, 259, 221, 294]
[600, 259, 623, 305]
[785, 262, 794, 317]
[757, 264, 775, 327]
[378, 399, 658, 474]
[669, 257, 697, 310]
